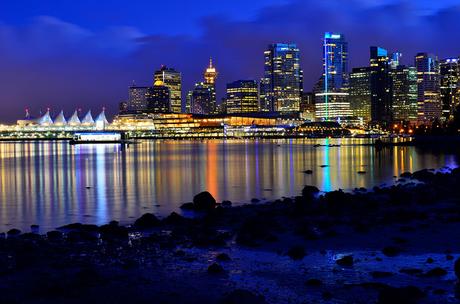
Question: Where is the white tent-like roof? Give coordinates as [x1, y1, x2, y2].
[37, 110, 53, 125]
[54, 110, 67, 125]
[95, 109, 109, 126]
[68, 110, 81, 125]
[81, 110, 95, 125]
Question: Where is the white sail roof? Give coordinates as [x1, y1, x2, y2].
[81, 110, 95, 124]
[68, 110, 81, 125]
[37, 110, 53, 125]
[54, 110, 67, 125]
[95, 109, 109, 125]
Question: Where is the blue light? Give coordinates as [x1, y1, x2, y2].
[377, 47, 388, 57]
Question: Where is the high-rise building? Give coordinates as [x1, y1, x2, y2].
[261, 43, 302, 113]
[128, 85, 149, 112]
[189, 83, 214, 115]
[391, 65, 418, 123]
[300, 92, 315, 120]
[315, 33, 351, 121]
[226, 80, 259, 114]
[440, 58, 460, 122]
[370, 46, 392, 124]
[349, 67, 371, 123]
[154, 66, 182, 113]
[146, 83, 171, 113]
[415, 53, 441, 124]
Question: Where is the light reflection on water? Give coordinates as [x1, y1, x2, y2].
[0, 139, 457, 231]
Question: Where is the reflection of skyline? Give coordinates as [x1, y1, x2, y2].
[0, 139, 458, 231]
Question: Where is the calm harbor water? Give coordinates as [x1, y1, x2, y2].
[0, 138, 458, 231]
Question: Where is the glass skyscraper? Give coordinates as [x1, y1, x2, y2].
[440, 58, 459, 122]
[415, 53, 441, 124]
[315, 33, 351, 121]
[349, 67, 371, 123]
[154, 66, 182, 113]
[128, 85, 149, 112]
[261, 43, 302, 113]
[370, 46, 392, 124]
[226, 80, 259, 114]
[391, 65, 418, 123]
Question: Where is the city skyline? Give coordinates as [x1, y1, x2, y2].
[1, 0, 460, 122]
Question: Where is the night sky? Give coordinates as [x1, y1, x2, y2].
[0, 0, 459, 122]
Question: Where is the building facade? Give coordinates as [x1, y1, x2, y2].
[189, 83, 214, 115]
[391, 65, 418, 123]
[370, 46, 393, 125]
[146, 84, 171, 113]
[261, 43, 302, 113]
[128, 86, 149, 112]
[315, 33, 351, 121]
[154, 66, 182, 113]
[415, 53, 441, 124]
[439, 58, 460, 122]
[349, 67, 371, 123]
[226, 80, 259, 114]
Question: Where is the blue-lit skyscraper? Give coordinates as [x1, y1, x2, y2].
[315, 32, 351, 121]
[370, 46, 392, 124]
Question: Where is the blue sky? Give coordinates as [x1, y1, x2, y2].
[0, 0, 459, 121]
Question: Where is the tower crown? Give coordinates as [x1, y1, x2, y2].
[204, 58, 218, 84]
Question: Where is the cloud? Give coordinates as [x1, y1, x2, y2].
[0, 0, 460, 122]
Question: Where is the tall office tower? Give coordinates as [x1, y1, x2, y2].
[262, 43, 302, 113]
[415, 53, 441, 124]
[259, 78, 271, 111]
[185, 91, 193, 113]
[226, 80, 259, 114]
[439, 58, 460, 122]
[349, 67, 372, 123]
[189, 83, 214, 115]
[300, 92, 315, 120]
[370, 46, 393, 124]
[203, 58, 218, 111]
[154, 66, 182, 113]
[146, 82, 171, 113]
[315, 33, 351, 121]
[128, 85, 149, 112]
[391, 65, 418, 123]
[390, 52, 402, 69]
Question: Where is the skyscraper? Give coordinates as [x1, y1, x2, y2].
[315, 33, 351, 121]
[226, 80, 259, 114]
[440, 58, 459, 122]
[146, 82, 171, 113]
[391, 65, 418, 123]
[261, 43, 302, 113]
[370, 46, 392, 124]
[415, 53, 441, 124]
[128, 85, 149, 112]
[189, 83, 214, 115]
[349, 67, 371, 123]
[154, 66, 182, 113]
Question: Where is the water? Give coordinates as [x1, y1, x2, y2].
[0, 138, 457, 231]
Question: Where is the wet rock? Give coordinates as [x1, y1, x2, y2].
[30, 225, 39, 232]
[222, 200, 232, 207]
[400, 172, 412, 178]
[66, 230, 98, 242]
[382, 246, 401, 257]
[304, 170, 313, 174]
[216, 253, 231, 261]
[207, 262, 224, 274]
[251, 198, 260, 203]
[433, 289, 446, 295]
[424, 267, 447, 277]
[378, 286, 424, 304]
[455, 258, 460, 280]
[371, 271, 393, 278]
[163, 212, 187, 225]
[236, 216, 278, 246]
[426, 257, 434, 264]
[193, 191, 217, 211]
[399, 268, 424, 276]
[7, 229, 21, 237]
[305, 278, 322, 286]
[58, 223, 99, 232]
[336, 255, 354, 267]
[322, 291, 332, 300]
[302, 185, 320, 199]
[220, 289, 266, 304]
[134, 213, 160, 228]
[99, 221, 129, 240]
[287, 246, 306, 260]
[47, 230, 63, 241]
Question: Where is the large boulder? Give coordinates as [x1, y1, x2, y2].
[378, 286, 424, 304]
[220, 289, 266, 304]
[193, 191, 217, 211]
[134, 213, 160, 229]
[302, 185, 320, 199]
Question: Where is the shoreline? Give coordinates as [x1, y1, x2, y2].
[2, 168, 460, 303]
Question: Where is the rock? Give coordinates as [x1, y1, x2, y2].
[371, 271, 393, 278]
[322, 291, 332, 300]
[180, 202, 195, 210]
[426, 257, 434, 263]
[163, 212, 187, 225]
[99, 222, 129, 240]
[7, 229, 21, 237]
[193, 191, 217, 211]
[399, 268, 423, 276]
[378, 286, 424, 304]
[303, 170, 313, 174]
[400, 172, 412, 178]
[424, 267, 447, 277]
[58, 223, 99, 232]
[302, 185, 320, 199]
[30, 225, 39, 232]
[220, 289, 266, 304]
[446, 255, 454, 261]
[455, 258, 460, 280]
[382, 246, 401, 257]
[47, 230, 63, 241]
[236, 216, 278, 246]
[305, 278, 322, 286]
[216, 253, 231, 261]
[287, 246, 306, 260]
[134, 213, 160, 228]
[336, 255, 353, 267]
[222, 200, 232, 207]
[207, 262, 224, 274]
[251, 198, 260, 203]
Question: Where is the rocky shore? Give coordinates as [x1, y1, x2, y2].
[2, 168, 460, 303]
